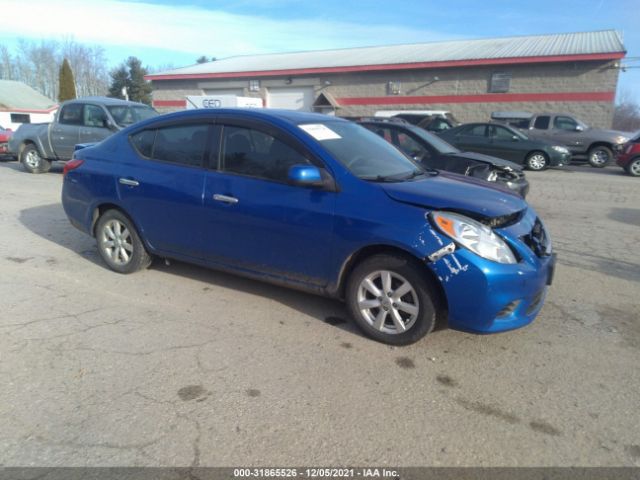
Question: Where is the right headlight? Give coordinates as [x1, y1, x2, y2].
[431, 211, 517, 264]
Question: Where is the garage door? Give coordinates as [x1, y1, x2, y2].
[267, 87, 315, 111]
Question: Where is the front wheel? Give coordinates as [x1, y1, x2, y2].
[588, 145, 613, 168]
[95, 209, 152, 274]
[21, 144, 51, 173]
[525, 151, 548, 171]
[346, 254, 437, 345]
[625, 157, 640, 177]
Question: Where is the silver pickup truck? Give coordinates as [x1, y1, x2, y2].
[9, 96, 157, 173]
[491, 111, 632, 168]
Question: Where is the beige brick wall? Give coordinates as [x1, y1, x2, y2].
[150, 60, 621, 128]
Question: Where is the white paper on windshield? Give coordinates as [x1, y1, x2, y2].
[299, 124, 342, 141]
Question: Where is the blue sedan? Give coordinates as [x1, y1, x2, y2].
[62, 109, 555, 345]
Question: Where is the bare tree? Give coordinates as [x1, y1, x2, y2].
[0, 38, 109, 101]
[613, 90, 640, 132]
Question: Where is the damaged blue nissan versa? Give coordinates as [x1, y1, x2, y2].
[62, 109, 556, 345]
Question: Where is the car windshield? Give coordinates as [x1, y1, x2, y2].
[107, 105, 158, 127]
[406, 125, 460, 154]
[298, 121, 426, 181]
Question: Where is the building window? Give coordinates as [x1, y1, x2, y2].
[10, 113, 31, 124]
[248, 79, 260, 92]
[489, 72, 512, 93]
[387, 81, 401, 95]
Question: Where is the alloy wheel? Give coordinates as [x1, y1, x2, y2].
[24, 150, 41, 169]
[629, 160, 640, 176]
[99, 219, 134, 265]
[590, 149, 610, 166]
[356, 270, 419, 334]
[528, 154, 547, 170]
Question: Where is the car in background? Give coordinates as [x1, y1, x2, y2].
[616, 131, 640, 176]
[437, 122, 571, 171]
[491, 111, 632, 167]
[0, 124, 13, 157]
[359, 119, 529, 197]
[374, 110, 458, 133]
[62, 109, 555, 345]
[8, 96, 157, 173]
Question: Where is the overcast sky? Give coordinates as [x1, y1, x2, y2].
[1, 0, 638, 102]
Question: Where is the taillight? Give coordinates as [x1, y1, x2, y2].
[63, 159, 84, 177]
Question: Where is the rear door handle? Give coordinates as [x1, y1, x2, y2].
[213, 194, 238, 204]
[119, 178, 139, 187]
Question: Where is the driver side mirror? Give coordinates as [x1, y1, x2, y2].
[105, 119, 118, 130]
[288, 164, 325, 188]
[575, 125, 584, 132]
[511, 135, 520, 142]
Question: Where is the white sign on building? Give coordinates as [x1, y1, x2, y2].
[185, 95, 263, 109]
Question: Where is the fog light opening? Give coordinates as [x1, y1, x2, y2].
[496, 300, 521, 318]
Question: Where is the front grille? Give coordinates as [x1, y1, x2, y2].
[522, 218, 551, 257]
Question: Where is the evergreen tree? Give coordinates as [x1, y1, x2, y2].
[108, 56, 152, 105]
[108, 65, 128, 99]
[58, 58, 77, 102]
[196, 56, 209, 64]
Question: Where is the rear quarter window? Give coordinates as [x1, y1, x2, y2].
[130, 130, 155, 158]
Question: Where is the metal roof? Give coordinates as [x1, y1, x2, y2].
[149, 30, 625, 79]
[0, 80, 57, 111]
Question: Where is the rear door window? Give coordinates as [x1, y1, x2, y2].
[461, 125, 487, 137]
[533, 116, 550, 130]
[59, 104, 83, 125]
[130, 124, 209, 167]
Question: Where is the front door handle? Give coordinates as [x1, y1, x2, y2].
[213, 194, 238, 204]
[119, 178, 139, 187]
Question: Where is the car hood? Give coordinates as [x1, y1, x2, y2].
[380, 172, 527, 219]
[448, 151, 523, 171]
[596, 128, 633, 139]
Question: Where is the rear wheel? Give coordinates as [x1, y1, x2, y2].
[346, 254, 436, 345]
[525, 151, 548, 171]
[588, 145, 613, 168]
[95, 209, 152, 274]
[625, 157, 640, 177]
[21, 144, 51, 173]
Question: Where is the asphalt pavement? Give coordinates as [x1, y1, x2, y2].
[0, 160, 638, 467]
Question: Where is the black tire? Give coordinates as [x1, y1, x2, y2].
[525, 151, 548, 171]
[346, 253, 437, 345]
[624, 157, 640, 177]
[588, 145, 613, 168]
[20, 144, 51, 173]
[95, 209, 152, 274]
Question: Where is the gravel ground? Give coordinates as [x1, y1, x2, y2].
[0, 160, 638, 467]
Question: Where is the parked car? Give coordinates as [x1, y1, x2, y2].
[8, 96, 157, 173]
[491, 111, 632, 168]
[0, 124, 13, 157]
[616, 131, 640, 176]
[359, 119, 529, 197]
[437, 122, 571, 170]
[62, 109, 555, 345]
[374, 110, 458, 132]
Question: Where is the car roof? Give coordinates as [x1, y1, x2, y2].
[141, 108, 349, 126]
[63, 96, 150, 107]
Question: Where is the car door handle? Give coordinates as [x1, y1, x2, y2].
[119, 178, 139, 187]
[213, 194, 238, 204]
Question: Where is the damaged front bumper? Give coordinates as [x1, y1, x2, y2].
[426, 207, 555, 333]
